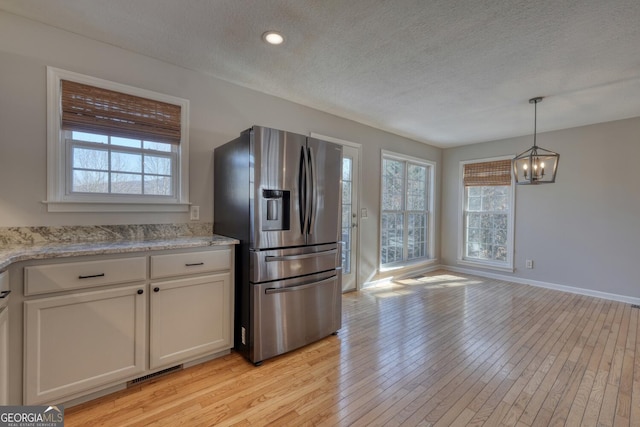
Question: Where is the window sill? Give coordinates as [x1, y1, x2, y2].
[456, 258, 514, 273]
[42, 200, 190, 213]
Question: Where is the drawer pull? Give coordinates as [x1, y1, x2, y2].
[137, 289, 144, 295]
[185, 262, 205, 267]
[0, 290, 10, 299]
[154, 287, 160, 292]
[78, 273, 105, 279]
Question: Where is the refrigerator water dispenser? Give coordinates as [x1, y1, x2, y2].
[261, 189, 290, 231]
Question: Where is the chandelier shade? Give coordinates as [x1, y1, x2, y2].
[512, 97, 559, 185]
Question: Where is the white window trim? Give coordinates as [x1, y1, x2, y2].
[457, 156, 515, 272]
[379, 149, 436, 272]
[44, 66, 190, 212]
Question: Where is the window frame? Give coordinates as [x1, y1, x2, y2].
[45, 66, 190, 212]
[457, 156, 516, 272]
[379, 150, 436, 271]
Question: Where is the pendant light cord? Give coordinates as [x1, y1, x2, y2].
[533, 99, 538, 148]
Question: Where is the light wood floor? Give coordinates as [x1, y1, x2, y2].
[65, 270, 639, 426]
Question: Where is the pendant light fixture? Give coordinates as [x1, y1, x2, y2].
[513, 97, 559, 184]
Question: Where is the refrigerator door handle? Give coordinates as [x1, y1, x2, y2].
[308, 147, 317, 235]
[299, 146, 308, 234]
[304, 145, 313, 235]
[264, 275, 337, 294]
[265, 248, 338, 262]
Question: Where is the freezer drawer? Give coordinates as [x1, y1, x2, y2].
[252, 270, 341, 363]
[250, 243, 338, 283]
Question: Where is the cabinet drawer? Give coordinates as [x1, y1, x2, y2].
[150, 249, 231, 279]
[25, 257, 147, 296]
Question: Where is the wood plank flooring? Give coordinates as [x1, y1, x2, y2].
[65, 270, 640, 426]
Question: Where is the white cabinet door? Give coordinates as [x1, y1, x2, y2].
[149, 273, 231, 370]
[24, 285, 147, 405]
[0, 305, 8, 405]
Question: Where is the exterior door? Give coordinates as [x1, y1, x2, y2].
[340, 144, 360, 292]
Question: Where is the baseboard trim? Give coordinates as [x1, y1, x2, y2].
[443, 265, 640, 305]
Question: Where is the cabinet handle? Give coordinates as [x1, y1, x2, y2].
[154, 287, 160, 292]
[78, 273, 105, 279]
[0, 290, 10, 299]
[185, 262, 204, 267]
[137, 289, 144, 295]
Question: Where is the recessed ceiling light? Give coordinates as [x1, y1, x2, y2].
[262, 31, 284, 45]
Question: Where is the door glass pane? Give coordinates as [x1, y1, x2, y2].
[341, 157, 353, 273]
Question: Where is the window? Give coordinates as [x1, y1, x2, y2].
[459, 158, 515, 270]
[380, 151, 434, 268]
[46, 67, 190, 212]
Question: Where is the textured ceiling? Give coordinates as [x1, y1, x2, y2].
[1, 0, 640, 147]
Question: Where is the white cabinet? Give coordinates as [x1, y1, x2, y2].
[24, 285, 147, 405]
[149, 248, 233, 370]
[19, 246, 234, 405]
[150, 273, 231, 369]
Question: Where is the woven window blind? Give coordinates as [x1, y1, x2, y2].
[61, 80, 182, 144]
[463, 160, 512, 186]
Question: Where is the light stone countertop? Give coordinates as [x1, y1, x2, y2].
[0, 235, 238, 271]
[0, 225, 238, 271]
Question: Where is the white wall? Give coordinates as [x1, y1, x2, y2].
[0, 12, 441, 288]
[441, 117, 640, 298]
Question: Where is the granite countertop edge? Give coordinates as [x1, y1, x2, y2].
[0, 234, 239, 271]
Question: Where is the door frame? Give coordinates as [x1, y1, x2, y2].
[310, 132, 361, 291]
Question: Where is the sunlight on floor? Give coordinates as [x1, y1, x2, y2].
[365, 272, 483, 299]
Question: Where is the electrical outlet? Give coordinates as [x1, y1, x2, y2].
[361, 208, 368, 218]
[189, 205, 200, 221]
[526, 259, 534, 269]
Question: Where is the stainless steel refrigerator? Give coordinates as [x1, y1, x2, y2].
[214, 126, 342, 365]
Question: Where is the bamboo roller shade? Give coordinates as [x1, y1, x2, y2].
[463, 160, 512, 186]
[61, 80, 182, 144]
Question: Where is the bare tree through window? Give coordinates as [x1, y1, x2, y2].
[69, 132, 174, 196]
